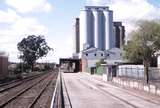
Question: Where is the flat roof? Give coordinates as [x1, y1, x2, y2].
[85, 6, 109, 10]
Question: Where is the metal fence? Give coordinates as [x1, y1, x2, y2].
[117, 67, 160, 81]
[117, 68, 144, 80]
[149, 68, 160, 80]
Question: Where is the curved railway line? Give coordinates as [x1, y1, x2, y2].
[0, 71, 58, 108]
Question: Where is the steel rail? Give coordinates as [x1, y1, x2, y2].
[0, 72, 52, 107]
[50, 71, 60, 108]
[0, 72, 49, 93]
[28, 73, 57, 108]
[0, 72, 49, 92]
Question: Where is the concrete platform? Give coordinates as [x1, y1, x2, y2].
[62, 72, 160, 108]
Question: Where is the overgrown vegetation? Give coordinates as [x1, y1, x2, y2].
[124, 20, 160, 83]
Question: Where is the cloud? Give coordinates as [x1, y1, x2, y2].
[11, 17, 48, 35]
[6, 0, 52, 13]
[0, 8, 20, 23]
[0, 7, 49, 62]
[86, 0, 160, 36]
[0, 0, 52, 62]
[0, 9, 48, 39]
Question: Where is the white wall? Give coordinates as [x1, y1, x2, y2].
[82, 51, 105, 60]
[106, 48, 123, 61]
[158, 56, 160, 67]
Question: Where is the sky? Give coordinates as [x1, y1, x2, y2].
[0, 0, 160, 63]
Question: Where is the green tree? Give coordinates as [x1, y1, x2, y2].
[124, 20, 160, 83]
[96, 59, 106, 69]
[17, 35, 52, 71]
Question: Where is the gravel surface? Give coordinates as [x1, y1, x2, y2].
[33, 73, 58, 108]
[4, 72, 55, 108]
[0, 72, 56, 108]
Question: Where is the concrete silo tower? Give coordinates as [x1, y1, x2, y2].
[80, 7, 94, 51]
[113, 22, 125, 49]
[93, 7, 105, 50]
[79, 6, 115, 52]
[103, 9, 114, 50]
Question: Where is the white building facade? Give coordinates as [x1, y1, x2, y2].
[82, 48, 123, 68]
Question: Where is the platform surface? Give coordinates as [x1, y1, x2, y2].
[62, 72, 160, 108]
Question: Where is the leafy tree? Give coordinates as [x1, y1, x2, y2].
[124, 20, 160, 83]
[17, 35, 52, 71]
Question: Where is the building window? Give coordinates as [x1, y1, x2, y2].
[120, 53, 122, 56]
[86, 53, 88, 56]
[94, 54, 97, 56]
[101, 53, 103, 56]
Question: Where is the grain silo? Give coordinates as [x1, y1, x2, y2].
[80, 7, 94, 51]
[103, 9, 114, 50]
[80, 6, 114, 51]
[113, 22, 125, 49]
[93, 8, 105, 50]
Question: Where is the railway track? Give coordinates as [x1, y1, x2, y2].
[0, 72, 49, 93]
[0, 80, 21, 88]
[0, 71, 58, 108]
[33, 75, 57, 108]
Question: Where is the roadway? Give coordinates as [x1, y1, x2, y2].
[62, 72, 160, 108]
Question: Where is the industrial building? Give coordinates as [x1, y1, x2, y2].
[72, 18, 80, 59]
[72, 6, 125, 74]
[113, 22, 125, 49]
[0, 51, 8, 79]
[79, 6, 114, 51]
[73, 18, 80, 54]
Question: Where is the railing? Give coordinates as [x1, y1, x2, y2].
[50, 71, 64, 108]
[117, 68, 144, 80]
[117, 67, 160, 81]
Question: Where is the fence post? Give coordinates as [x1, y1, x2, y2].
[130, 67, 132, 78]
[117, 67, 119, 77]
[125, 67, 126, 77]
[137, 67, 140, 90]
